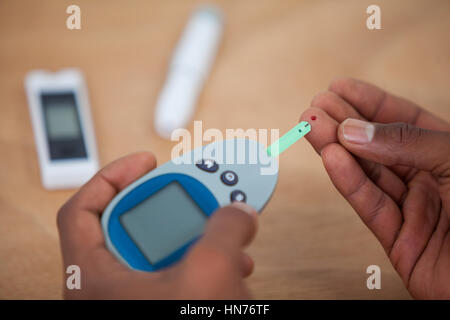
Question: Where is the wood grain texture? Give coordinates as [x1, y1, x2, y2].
[1, 0, 449, 299]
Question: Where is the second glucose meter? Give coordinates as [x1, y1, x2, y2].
[24, 69, 99, 189]
[102, 139, 278, 272]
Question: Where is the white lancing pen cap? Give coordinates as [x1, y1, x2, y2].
[154, 5, 224, 139]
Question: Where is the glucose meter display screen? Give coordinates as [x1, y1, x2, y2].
[120, 182, 207, 265]
[41, 92, 87, 160]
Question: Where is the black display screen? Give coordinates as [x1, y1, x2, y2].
[41, 92, 87, 160]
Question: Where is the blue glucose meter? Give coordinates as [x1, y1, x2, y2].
[101, 139, 278, 272]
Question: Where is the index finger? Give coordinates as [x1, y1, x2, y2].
[57, 152, 157, 264]
[329, 77, 450, 131]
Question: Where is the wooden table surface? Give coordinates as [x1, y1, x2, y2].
[1, 0, 449, 299]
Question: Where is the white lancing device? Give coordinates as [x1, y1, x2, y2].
[154, 6, 224, 139]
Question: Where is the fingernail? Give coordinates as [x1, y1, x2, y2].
[342, 118, 375, 144]
[231, 202, 256, 215]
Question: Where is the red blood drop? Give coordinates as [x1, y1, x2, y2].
[311, 115, 317, 121]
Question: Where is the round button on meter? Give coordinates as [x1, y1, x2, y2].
[230, 190, 246, 203]
[195, 159, 218, 173]
[220, 171, 238, 186]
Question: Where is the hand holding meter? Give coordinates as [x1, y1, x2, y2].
[25, 69, 99, 189]
[102, 139, 278, 272]
[58, 151, 260, 299]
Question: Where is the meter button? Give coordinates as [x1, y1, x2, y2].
[221, 171, 238, 186]
[195, 159, 218, 173]
[230, 190, 246, 203]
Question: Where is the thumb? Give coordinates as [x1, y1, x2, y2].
[200, 202, 258, 252]
[185, 202, 258, 278]
[338, 118, 450, 176]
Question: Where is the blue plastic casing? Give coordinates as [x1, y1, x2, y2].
[107, 173, 219, 271]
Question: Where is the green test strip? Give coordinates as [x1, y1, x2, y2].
[267, 121, 311, 157]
